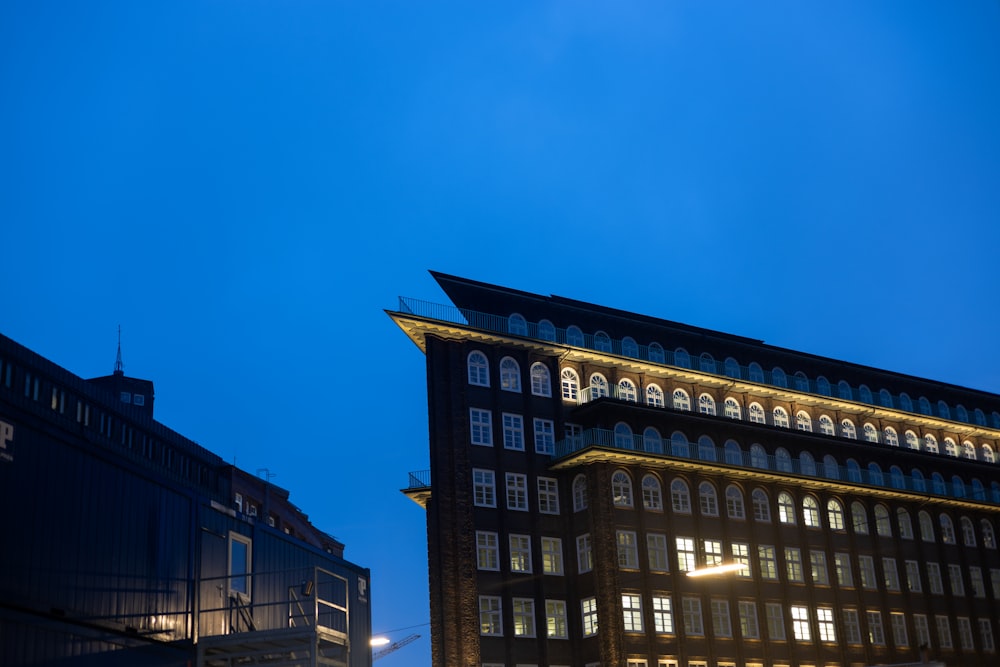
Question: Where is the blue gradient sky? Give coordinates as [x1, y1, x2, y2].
[3, 2, 999, 665]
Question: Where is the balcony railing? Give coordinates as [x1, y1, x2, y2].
[406, 470, 431, 489]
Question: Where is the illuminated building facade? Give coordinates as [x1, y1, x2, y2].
[0, 332, 371, 667]
[390, 272, 1000, 667]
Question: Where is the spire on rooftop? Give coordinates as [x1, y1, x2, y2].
[114, 325, 124, 376]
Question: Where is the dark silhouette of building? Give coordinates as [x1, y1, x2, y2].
[390, 271, 1000, 667]
[0, 332, 371, 667]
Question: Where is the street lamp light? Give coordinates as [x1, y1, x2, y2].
[686, 562, 746, 578]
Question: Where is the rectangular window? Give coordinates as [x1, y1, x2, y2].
[476, 531, 499, 570]
[970, 567, 985, 597]
[509, 534, 532, 573]
[506, 472, 528, 511]
[622, 593, 643, 632]
[617, 530, 638, 569]
[681, 597, 703, 636]
[859, 555, 877, 590]
[537, 477, 559, 514]
[652, 595, 674, 634]
[533, 418, 555, 454]
[512, 598, 535, 637]
[732, 543, 751, 577]
[843, 609, 862, 644]
[936, 615, 953, 649]
[758, 545, 778, 580]
[890, 612, 908, 647]
[470, 408, 493, 446]
[473, 469, 496, 507]
[834, 552, 853, 587]
[577, 534, 593, 573]
[816, 607, 836, 642]
[927, 562, 944, 594]
[785, 548, 803, 582]
[883, 558, 900, 591]
[958, 617, 974, 650]
[914, 614, 931, 648]
[703, 539, 723, 567]
[867, 610, 885, 645]
[133, 393, 145, 406]
[647, 533, 669, 572]
[565, 423, 583, 449]
[790, 606, 810, 641]
[711, 599, 732, 638]
[738, 600, 759, 639]
[905, 560, 922, 592]
[992, 569, 1000, 599]
[581, 597, 598, 636]
[541, 537, 563, 575]
[676, 537, 696, 572]
[480, 596, 502, 636]
[502, 413, 525, 450]
[228, 532, 252, 598]
[764, 602, 785, 641]
[979, 618, 995, 652]
[949, 564, 965, 596]
[810, 551, 829, 585]
[546, 599, 568, 638]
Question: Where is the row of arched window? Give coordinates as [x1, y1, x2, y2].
[574, 471, 999, 548]
[500, 313, 1000, 428]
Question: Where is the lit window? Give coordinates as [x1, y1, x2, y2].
[581, 598, 598, 636]
[748, 402, 766, 424]
[589, 373, 609, 399]
[698, 393, 716, 415]
[652, 596, 673, 634]
[724, 398, 741, 419]
[795, 411, 812, 431]
[672, 388, 691, 411]
[790, 605, 810, 641]
[612, 470, 633, 507]
[758, 545, 778, 579]
[863, 423, 879, 443]
[642, 475, 663, 511]
[785, 548, 804, 582]
[772, 407, 789, 428]
[802, 496, 820, 527]
[676, 537, 696, 572]
[622, 594, 643, 632]
[646, 383, 664, 407]
[818, 415, 835, 435]
[777, 492, 796, 524]
[479, 596, 502, 636]
[546, 599, 567, 638]
[618, 378, 638, 402]
[883, 427, 899, 446]
[509, 534, 532, 573]
[560, 368, 579, 402]
[541, 536, 563, 575]
[840, 419, 856, 439]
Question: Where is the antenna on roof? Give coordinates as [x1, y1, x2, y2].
[114, 325, 124, 375]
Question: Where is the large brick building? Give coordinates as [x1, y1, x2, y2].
[390, 271, 1000, 667]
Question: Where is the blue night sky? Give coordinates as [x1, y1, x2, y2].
[2, 2, 999, 665]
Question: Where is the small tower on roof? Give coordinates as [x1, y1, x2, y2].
[86, 326, 155, 419]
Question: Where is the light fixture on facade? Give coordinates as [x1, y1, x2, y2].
[686, 562, 746, 578]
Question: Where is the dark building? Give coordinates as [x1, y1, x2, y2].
[0, 333, 371, 667]
[389, 271, 1000, 667]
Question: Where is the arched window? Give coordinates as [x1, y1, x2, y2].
[879, 389, 893, 408]
[642, 427, 663, 454]
[614, 423, 633, 449]
[961, 441, 976, 460]
[974, 408, 987, 425]
[724, 398, 741, 419]
[698, 393, 716, 415]
[671, 479, 691, 513]
[904, 430, 919, 450]
[674, 348, 691, 368]
[994, 482, 1000, 503]
[883, 427, 899, 446]
[589, 373, 609, 399]
[931, 472, 946, 495]
[982, 444, 996, 464]
[867, 463, 884, 486]
[912, 469, 926, 492]
[468, 351, 489, 386]
[566, 325, 584, 347]
[670, 431, 690, 458]
[796, 410, 812, 431]
[818, 415, 835, 436]
[897, 508, 913, 539]
[772, 407, 789, 428]
[645, 383, 664, 407]
[617, 378, 637, 402]
[724, 440, 742, 465]
[874, 505, 891, 536]
[771, 367, 787, 387]
[642, 475, 663, 511]
[972, 479, 986, 500]
[826, 499, 845, 530]
[751, 489, 771, 522]
[611, 470, 633, 507]
[529, 362, 551, 397]
[937, 400, 951, 420]
[816, 376, 831, 396]
[961, 517, 976, 546]
[800, 451, 816, 476]
[621, 336, 639, 358]
[846, 459, 862, 483]
[802, 496, 820, 527]
[698, 435, 716, 462]
[572, 474, 588, 512]
[918, 397, 932, 415]
[918, 511, 934, 542]
[777, 492, 796, 524]
[748, 402, 766, 424]
[560, 368, 579, 402]
[699, 353, 716, 373]
[840, 419, 857, 439]
[726, 485, 745, 519]
[749, 362, 765, 383]
[851, 502, 869, 534]
[750, 444, 768, 469]
[838, 381, 852, 400]
[508, 313, 528, 335]
[981, 519, 997, 549]
[899, 393, 913, 412]
[943, 438, 957, 457]
[890, 466, 905, 489]
[862, 423, 879, 443]
[823, 455, 839, 479]
[952, 475, 965, 498]
[593, 331, 612, 352]
[775, 448, 792, 472]
[939, 514, 955, 544]
[859, 385, 873, 403]
[994, 412, 1000, 428]
[648, 342, 665, 363]
[724, 357, 740, 379]
[699, 482, 719, 516]
[672, 389, 691, 411]
[923, 435, 938, 454]
[794, 372, 809, 392]
[537, 319, 556, 341]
